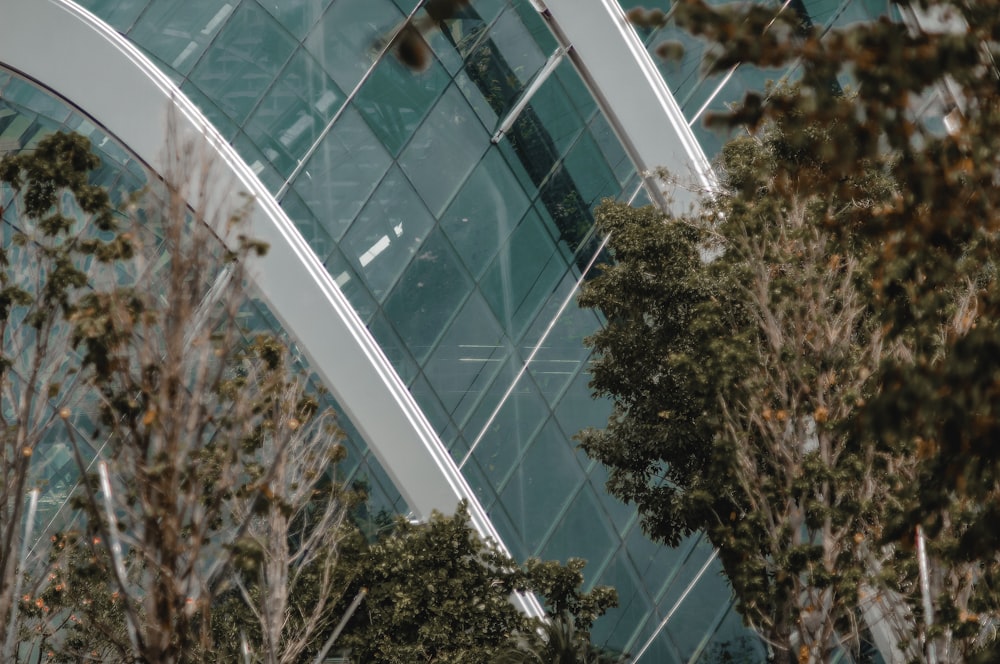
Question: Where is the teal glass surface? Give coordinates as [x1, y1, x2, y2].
[422, 292, 511, 419]
[305, 0, 403, 92]
[383, 228, 473, 363]
[292, 106, 392, 241]
[130, 0, 234, 75]
[480, 209, 567, 340]
[399, 84, 488, 216]
[342, 166, 436, 300]
[188, 2, 297, 125]
[355, 54, 451, 156]
[499, 417, 584, 552]
[258, 0, 335, 41]
[244, 48, 344, 179]
[440, 147, 531, 279]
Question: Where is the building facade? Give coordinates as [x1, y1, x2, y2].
[1, 0, 913, 661]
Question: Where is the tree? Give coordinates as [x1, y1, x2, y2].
[0, 131, 131, 662]
[579, 126, 912, 662]
[582, 2, 1000, 661]
[336, 504, 619, 664]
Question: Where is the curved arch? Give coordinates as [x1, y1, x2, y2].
[0, 0, 545, 618]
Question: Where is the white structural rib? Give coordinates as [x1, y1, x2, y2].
[536, 0, 715, 213]
[0, 0, 544, 618]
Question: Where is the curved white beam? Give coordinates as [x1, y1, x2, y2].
[0, 0, 544, 618]
[536, 0, 715, 213]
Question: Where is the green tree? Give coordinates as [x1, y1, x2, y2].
[582, 2, 1000, 661]
[336, 504, 618, 664]
[0, 131, 131, 662]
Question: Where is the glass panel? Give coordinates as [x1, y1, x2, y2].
[399, 85, 488, 216]
[440, 147, 531, 279]
[130, 0, 235, 75]
[499, 417, 586, 554]
[487, 5, 547, 88]
[562, 131, 620, 207]
[188, 3, 297, 125]
[279, 188, 338, 263]
[630, 618, 686, 664]
[244, 48, 345, 179]
[521, 273, 601, 406]
[663, 554, 735, 663]
[554, 367, 612, 436]
[305, 0, 403, 92]
[480, 209, 568, 340]
[585, 464, 639, 538]
[555, 57, 598, 118]
[382, 229, 473, 363]
[231, 132, 284, 194]
[590, 551, 655, 656]
[407, 372, 456, 444]
[464, 358, 549, 487]
[368, 311, 420, 386]
[422, 292, 511, 420]
[540, 483, 616, 567]
[258, 0, 335, 41]
[180, 81, 239, 141]
[323, 247, 378, 323]
[485, 499, 529, 562]
[291, 106, 392, 241]
[526, 62, 586, 161]
[75, 0, 147, 31]
[341, 166, 436, 301]
[535, 170, 593, 257]
[355, 54, 451, 156]
[588, 112, 635, 188]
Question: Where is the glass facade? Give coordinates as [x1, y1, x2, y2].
[54, 0, 743, 658]
[8, 0, 933, 660]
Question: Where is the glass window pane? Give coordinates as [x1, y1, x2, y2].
[562, 131, 620, 207]
[464, 359, 549, 486]
[130, 0, 235, 75]
[487, 6, 547, 88]
[305, 0, 403, 92]
[591, 551, 655, 656]
[188, 3, 297, 125]
[258, 0, 335, 41]
[481, 209, 567, 340]
[525, 64, 586, 160]
[383, 229, 473, 363]
[323, 247, 378, 323]
[180, 81, 239, 141]
[540, 483, 616, 567]
[341, 166, 435, 300]
[291, 106, 392, 241]
[422, 292, 511, 420]
[355, 55, 450, 156]
[399, 85, 488, 216]
[244, 48, 345, 178]
[499, 417, 586, 554]
[279, 188, 337, 263]
[440, 147, 530, 279]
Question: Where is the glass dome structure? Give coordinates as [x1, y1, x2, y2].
[1, 0, 914, 661]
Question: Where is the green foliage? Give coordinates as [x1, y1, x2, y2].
[337, 503, 617, 664]
[594, 1, 1000, 660]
